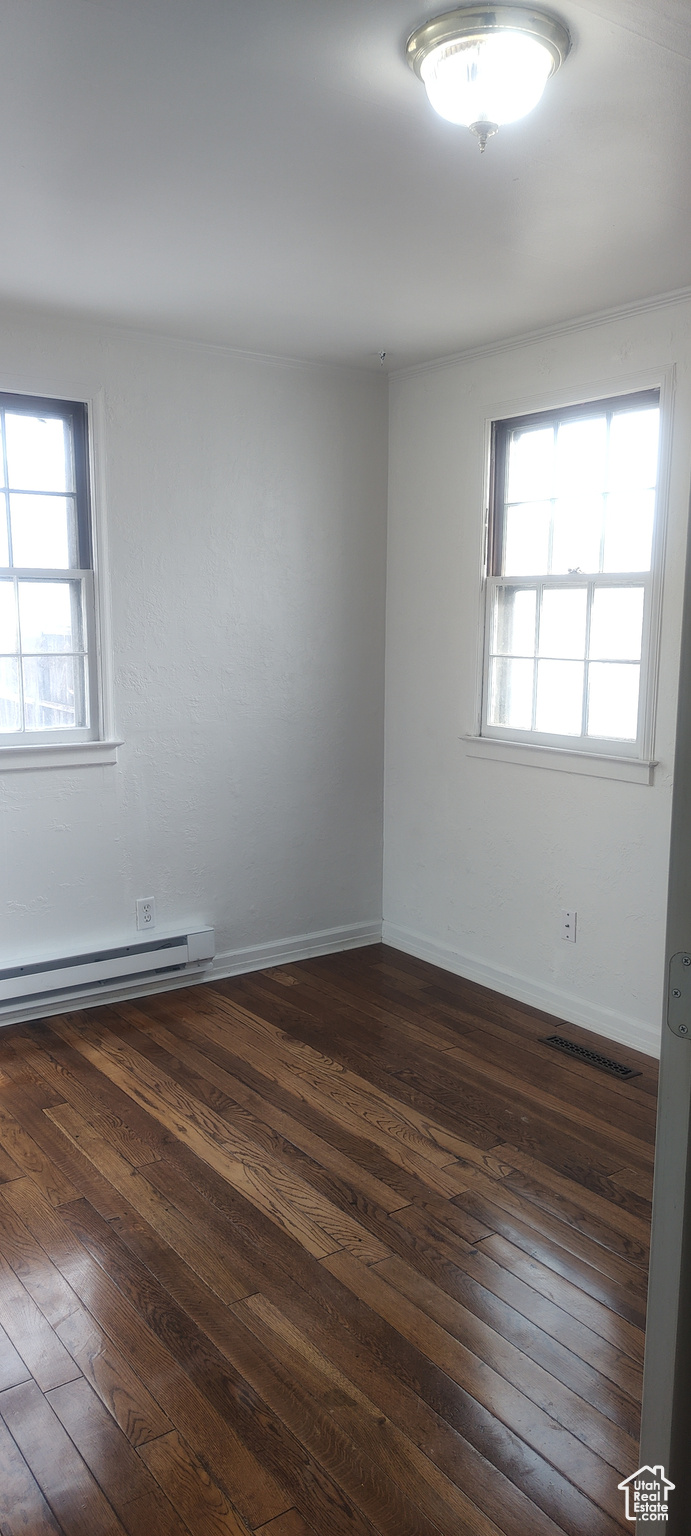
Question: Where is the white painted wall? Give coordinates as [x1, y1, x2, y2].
[0, 310, 387, 992]
[383, 297, 691, 1057]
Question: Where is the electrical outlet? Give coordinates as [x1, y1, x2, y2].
[136, 897, 156, 932]
[561, 908, 577, 943]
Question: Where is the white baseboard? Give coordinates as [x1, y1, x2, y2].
[382, 920, 661, 1059]
[211, 920, 383, 978]
[0, 919, 382, 1031]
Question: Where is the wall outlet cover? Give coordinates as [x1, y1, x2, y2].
[136, 897, 156, 931]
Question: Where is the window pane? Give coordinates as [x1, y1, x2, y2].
[507, 427, 554, 503]
[0, 498, 8, 565]
[587, 662, 640, 740]
[535, 660, 584, 735]
[503, 501, 551, 575]
[18, 581, 84, 653]
[5, 413, 74, 493]
[0, 658, 20, 731]
[0, 581, 18, 651]
[603, 489, 654, 573]
[488, 656, 534, 729]
[22, 654, 87, 730]
[609, 408, 659, 493]
[539, 587, 587, 658]
[10, 494, 78, 569]
[551, 494, 603, 574]
[555, 416, 607, 495]
[590, 587, 644, 661]
[491, 586, 536, 656]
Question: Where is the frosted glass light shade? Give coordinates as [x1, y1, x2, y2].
[420, 32, 553, 127]
[407, 7, 571, 148]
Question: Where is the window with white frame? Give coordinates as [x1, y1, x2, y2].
[481, 389, 661, 758]
[0, 394, 98, 744]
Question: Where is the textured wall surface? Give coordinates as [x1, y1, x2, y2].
[0, 311, 387, 973]
[384, 297, 691, 1055]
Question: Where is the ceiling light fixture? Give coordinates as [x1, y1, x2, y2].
[406, 5, 571, 151]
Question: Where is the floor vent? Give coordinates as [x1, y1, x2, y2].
[540, 1034, 641, 1080]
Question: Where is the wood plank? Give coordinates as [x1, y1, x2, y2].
[498, 1145, 651, 1258]
[0, 1412, 62, 1536]
[0, 1096, 77, 1206]
[55, 1303, 173, 1449]
[0, 1073, 129, 1220]
[138, 1430, 254, 1536]
[370, 1252, 638, 1469]
[47, 1378, 192, 1536]
[153, 996, 474, 1199]
[142, 995, 462, 1207]
[50, 1014, 388, 1262]
[238, 1291, 548, 1536]
[0, 1245, 81, 1392]
[476, 1233, 645, 1363]
[0, 1377, 128, 1535]
[0, 1320, 31, 1392]
[385, 1201, 644, 1399]
[45, 1101, 256, 1305]
[255, 1512, 318, 1536]
[454, 1186, 647, 1322]
[0, 1185, 84, 1329]
[2, 1180, 290, 1530]
[26, 1019, 171, 1160]
[323, 1249, 634, 1523]
[218, 983, 500, 1161]
[128, 1003, 410, 1213]
[448, 1171, 649, 1297]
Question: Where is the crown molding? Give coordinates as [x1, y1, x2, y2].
[390, 285, 691, 382]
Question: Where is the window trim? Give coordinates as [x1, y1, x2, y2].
[0, 386, 119, 771]
[467, 374, 673, 780]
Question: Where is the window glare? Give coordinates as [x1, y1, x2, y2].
[502, 401, 660, 578]
[5, 414, 73, 493]
[535, 659, 583, 735]
[603, 489, 654, 574]
[539, 587, 587, 659]
[551, 494, 602, 574]
[10, 494, 77, 569]
[0, 580, 18, 651]
[0, 657, 21, 732]
[609, 409, 659, 492]
[506, 426, 553, 504]
[587, 662, 640, 740]
[492, 586, 536, 656]
[589, 587, 644, 661]
[555, 416, 606, 494]
[503, 501, 550, 575]
[489, 656, 534, 729]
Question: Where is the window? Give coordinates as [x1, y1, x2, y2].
[482, 389, 661, 760]
[0, 393, 99, 745]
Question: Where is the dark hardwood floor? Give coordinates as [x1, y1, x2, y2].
[0, 943, 656, 1536]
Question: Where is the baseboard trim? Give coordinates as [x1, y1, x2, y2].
[1, 920, 383, 1030]
[211, 921, 383, 978]
[382, 921, 661, 1059]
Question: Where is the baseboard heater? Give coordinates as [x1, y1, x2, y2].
[0, 928, 215, 1008]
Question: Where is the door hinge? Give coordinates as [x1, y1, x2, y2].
[667, 952, 691, 1038]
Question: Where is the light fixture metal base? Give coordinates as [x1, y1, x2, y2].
[406, 6, 571, 80]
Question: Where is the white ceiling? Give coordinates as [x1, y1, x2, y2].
[0, 0, 689, 368]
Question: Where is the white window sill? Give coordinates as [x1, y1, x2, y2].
[0, 740, 122, 773]
[463, 734, 656, 784]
